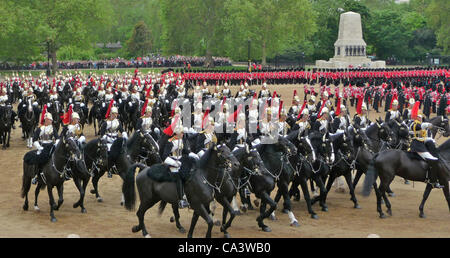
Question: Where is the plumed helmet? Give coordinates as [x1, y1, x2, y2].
[111, 106, 118, 114]
[44, 112, 53, 121]
[71, 112, 80, 120]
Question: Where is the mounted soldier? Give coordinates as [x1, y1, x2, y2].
[409, 113, 443, 189]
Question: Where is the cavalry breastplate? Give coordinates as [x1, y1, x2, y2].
[307, 104, 316, 112]
[105, 94, 113, 101]
[390, 110, 400, 119]
[131, 93, 140, 101]
[260, 90, 269, 97]
[222, 89, 230, 95]
[171, 139, 183, 158]
[141, 117, 153, 131]
[98, 91, 105, 98]
[0, 95, 7, 105]
[106, 119, 120, 135]
[67, 124, 82, 137]
[74, 95, 83, 102]
[40, 125, 54, 142]
[412, 122, 427, 141]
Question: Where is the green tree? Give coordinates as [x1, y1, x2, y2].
[425, 0, 450, 54]
[126, 21, 153, 58]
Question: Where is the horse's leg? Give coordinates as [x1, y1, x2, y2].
[55, 183, 64, 211]
[344, 172, 360, 209]
[90, 170, 105, 202]
[47, 185, 57, 222]
[442, 182, 450, 213]
[171, 203, 186, 234]
[280, 179, 299, 226]
[374, 182, 386, 218]
[289, 177, 301, 201]
[419, 183, 433, 218]
[73, 178, 87, 213]
[379, 179, 393, 216]
[352, 169, 363, 189]
[314, 173, 334, 205]
[299, 176, 318, 219]
[34, 182, 42, 211]
[22, 171, 31, 211]
[218, 197, 236, 238]
[132, 198, 159, 238]
[314, 177, 328, 212]
[256, 191, 277, 232]
[187, 211, 200, 238]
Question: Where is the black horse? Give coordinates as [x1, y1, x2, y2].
[428, 116, 450, 139]
[47, 100, 63, 132]
[249, 136, 298, 230]
[85, 137, 109, 202]
[21, 136, 89, 222]
[0, 105, 13, 149]
[88, 99, 107, 136]
[314, 131, 361, 209]
[19, 98, 38, 148]
[122, 144, 239, 238]
[362, 139, 450, 219]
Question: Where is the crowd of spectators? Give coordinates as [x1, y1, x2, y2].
[0, 54, 232, 71]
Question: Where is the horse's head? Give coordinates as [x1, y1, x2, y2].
[245, 148, 270, 175]
[438, 117, 450, 137]
[349, 126, 364, 148]
[140, 131, 161, 161]
[215, 144, 240, 170]
[62, 136, 90, 177]
[96, 137, 109, 170]
[309, 132, 333, 162]
[333, 132, 354, 160]
[376, 119, 392, 142]
[277, 136, 297, 156]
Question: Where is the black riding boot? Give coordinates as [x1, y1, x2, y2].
[174, 173, 188, 208]
[427, 160, 443, 189]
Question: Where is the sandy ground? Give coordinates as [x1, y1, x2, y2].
[0, 84, 449, 238]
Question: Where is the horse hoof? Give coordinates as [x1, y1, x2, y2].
[240, 206, 247, 213]
[261, 226, 272, 232]
[311, 214, 319, 219]
[387, 209, 392, 216]
[282, 209, 289, 214]
[224, 233, 231, 238]
[178, 227, 186, 234]
[269, 214, 277, 221]
[120, 201, 124, 206]
[132, 226, 140, 233]
[379, 213, 387, 219]
[34, 206, 40, 211]
[81, 208, 87, 214]
[170, 217, 175, 223]
[388, 192, 396, 197]
[290, 221, 300, 227]
[51, 218, 57, 223]
[354, 204, 361, 209]
[419, 213, 426, 219]
[97, 197, 103, 202]
[321, 207, 328, 212]
[144, 234, 151, 238]
[23, 204, 28, 211]
[234, 210, 242, 216]
[214, 220, 221, 226]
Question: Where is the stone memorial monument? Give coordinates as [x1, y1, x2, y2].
[315, 11, 385, 68]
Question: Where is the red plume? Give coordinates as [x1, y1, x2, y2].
[335, 97, 341, 116]
[40, 104, 48, 125]
[145, 86, 152, 98]
[105, 99, 114, 119]
[278, 100, 284, 119]
[228, 104, 243, 123]
[61, 105, 73, 125]
[163, 115, 180, 136]
[317, 100, 327, 118]
[201, 109, 211, 129]
[411, 101, 420, 120]
[356, 95, 363, 115]
[292, 90, 297, 104]
[141, 99, 149, 116]
[297, 101, 307, 119]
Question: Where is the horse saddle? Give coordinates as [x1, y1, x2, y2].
[405, 151, 427, 163]
[146, 164, 177, 183]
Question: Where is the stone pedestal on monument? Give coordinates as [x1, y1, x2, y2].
[315, 11, 385, 69]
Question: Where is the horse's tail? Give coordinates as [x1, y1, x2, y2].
[158, 200, 167, 216]
[122, 163, 146, 211]
[362, 153, 379, 197]
[21, 162, 32, 199]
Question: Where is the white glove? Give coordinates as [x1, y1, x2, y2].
[78, 136, 86, 144]
[119, 99, 122, 104]
[122, 132, 128, 139]
[33, 141, 41, 150]
[80, 103, 85, 107]
[69, 98, 72, 104]
[102, 103, 105, 108]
